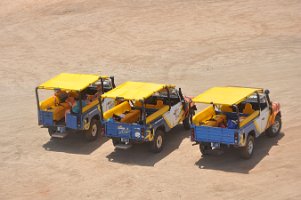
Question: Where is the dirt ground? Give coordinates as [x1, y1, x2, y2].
[0, 0, 301, 199]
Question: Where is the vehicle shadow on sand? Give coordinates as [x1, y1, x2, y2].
[42, 132, 109, 155]
[106, 125, 190, 167]
[195, 132, 284, 174]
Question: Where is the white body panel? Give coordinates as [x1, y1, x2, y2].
[163, 102, 184, 128]
[102, 98, 115, 112]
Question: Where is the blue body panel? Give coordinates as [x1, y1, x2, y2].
[66, 113, 79, 129]
[194, 126, 236, 144]
[39, 104, 100, 131]
[39, 111, 54, 126]
[193, 118, 259, 147]
[105, 121, 146, 141]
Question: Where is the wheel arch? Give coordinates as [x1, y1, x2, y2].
[247, 130, 256, 138]
[92, 114, 100, 121]
[155, 125, 166, 133]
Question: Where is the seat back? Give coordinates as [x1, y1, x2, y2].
[40, 96, 60, 110]
[243, 103, 255, 115]
[103, 101, 131, 120]
[120, 110, 141, 123]
[221, 105, 233, 112]
[135, 100, 165, 109]
[146, 105, 169, 124]
[192, 106, 215, 126]
[240, 111, 260, 127]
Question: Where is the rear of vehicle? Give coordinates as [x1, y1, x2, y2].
[191, 87, 281, 159]
[193, 126, 237, 145]
[105, 121, 148, 144]
[36, 73, 115, 141]
[101, 81, 192, 152]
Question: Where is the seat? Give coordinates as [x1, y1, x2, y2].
[40, 96, 60, 110]
[243, 103, 255, 115]
[221, 105, 233, 112]
[120, 110, 141, 123]
[192, 106, 215, 126]
[212, 114, 226, 124]
[146, 105, 169, 124]
[103, 101, 131, 120]
[135, 100, 165, 109]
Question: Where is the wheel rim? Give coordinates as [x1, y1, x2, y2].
[156, 135, 163, 148]
[91, 124, 97, 137]
[272, 120, 280, 133]
[247, 140, 254, 155]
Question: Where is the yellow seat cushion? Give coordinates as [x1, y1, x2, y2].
[146, 105, 169, 124]
[221, 105, 233, 112]
[40, 97, 70, 121]
[47, 104, 68, 121]
[212, 114, 227, 124]
[192, 106, 215, 126]
[204, 120, 218, 127]
[243, 103, 255, 115]
[82, 100, 98, 113]
[135, 100, 165, 109]
[103, 101, 131, 120]
[239, 111, 260, 128]
[40, 96, 60, 110]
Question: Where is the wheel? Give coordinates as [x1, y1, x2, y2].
[84, 119, 100, 141]
[48, 127, 56, 137]
[199, 143, 210, 156]
[183, 116, 192, 130]
[112, 138, 121, 146]
[240, 135, 254, 159]
[150, 129, 165, 153]
[266, 115, 281, 137]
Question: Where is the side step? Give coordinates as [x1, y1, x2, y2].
[114, 144, 132, 150]
[51, 132, 68, 139]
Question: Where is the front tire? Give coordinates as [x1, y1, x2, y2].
[266, 115, 281, 137]
[183, 116, 192, 130]
[84, 119, 100, 141]
[150, 129, 165, 153]
[240, 135, 254, 159]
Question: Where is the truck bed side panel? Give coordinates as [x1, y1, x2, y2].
[194, 126, 236, 144]
[105, 121, 145, 141]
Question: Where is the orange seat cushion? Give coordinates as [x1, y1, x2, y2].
[120, 110, 141, 123]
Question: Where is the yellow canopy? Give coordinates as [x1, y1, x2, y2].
[102, 81, 169, 101]
[38, 73, 101, 91]
[193, 86, 263, 105]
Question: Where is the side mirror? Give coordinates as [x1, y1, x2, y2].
[179, 87, 184, 99]
[110, 76, 116, 88]
[264, 89, 270, 95]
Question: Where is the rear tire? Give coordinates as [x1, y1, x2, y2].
[199, 143, 210, 156]
[48, 127, 56, 137]
[112, 138, 121, 146]
[240, 135, 254, 159]
[84, 119, 100, 141]
[266, 115, 281, 137]
[150, 129, 165, 153]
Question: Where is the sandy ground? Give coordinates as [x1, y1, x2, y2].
[0, 0, 301, 199]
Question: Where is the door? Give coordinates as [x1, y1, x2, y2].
[258, 95, 270, 133]
[162, 88, 184, 128]
[101, 98, 115, 112]
[163, 102, 184, 128]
